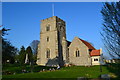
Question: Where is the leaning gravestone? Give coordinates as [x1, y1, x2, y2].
[101, 74, 110, 80]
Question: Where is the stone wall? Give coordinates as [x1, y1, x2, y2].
[37, 16, 67, 66]
[91, 56, 100, 65]
[69, 37, 92, 66]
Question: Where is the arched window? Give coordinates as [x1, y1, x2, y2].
[75, 49, 80, 57]
[46, 49, 50, 58]
[46, 25, 50, 31]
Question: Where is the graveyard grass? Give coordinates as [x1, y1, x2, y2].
[2, 65, 113, 78]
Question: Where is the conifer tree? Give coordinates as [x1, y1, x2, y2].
[26, 46, 33, 72]
[19, 46, 26, 65]
[2, 27, 17, 64]
[26, 46, 33, 64]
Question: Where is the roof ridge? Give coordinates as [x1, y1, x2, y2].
[78, 38, 96, 50]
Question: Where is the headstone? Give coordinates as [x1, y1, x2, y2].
[25, 54, 29, 64]
[101, 74, 110, 80]
[77, 77, 87, 80]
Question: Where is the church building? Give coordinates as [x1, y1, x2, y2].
[36, 16, 102, 67]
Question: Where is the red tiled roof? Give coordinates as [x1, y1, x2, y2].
[90, 50, 100, 56]
[79, 38, 96, 50]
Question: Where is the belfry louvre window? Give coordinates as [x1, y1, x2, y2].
[47, 37, 49, 42]
[75, 49, 80, 57]
[46, 25, 50, 31]
[46, 49, 50, 58]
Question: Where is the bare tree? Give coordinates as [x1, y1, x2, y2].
[101, 2, 120, 58]
[30, 40, 39, 54]
[30, 40, 39, 63]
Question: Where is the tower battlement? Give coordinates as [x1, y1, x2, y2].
[41, 16, 65, 23]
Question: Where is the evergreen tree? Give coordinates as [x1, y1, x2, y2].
[19, 46, 26, 65]
[2, 27, 18, 64]
[26, 46, 33, 72]
[26, 46, 33, 64]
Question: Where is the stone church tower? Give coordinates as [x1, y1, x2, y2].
[36, 16, 67, 66]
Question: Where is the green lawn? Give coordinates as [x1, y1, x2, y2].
[2, 65, 110, 78]
[2, 63, 120, 80]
